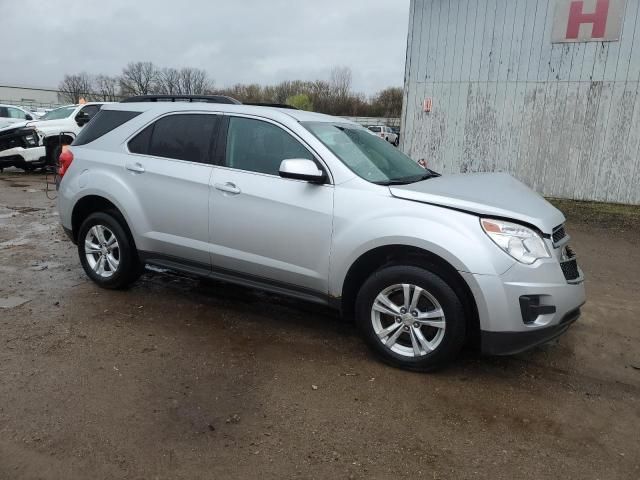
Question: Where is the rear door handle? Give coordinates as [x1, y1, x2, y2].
[126, 162, 145, 173]
[214, 182, 241, 195]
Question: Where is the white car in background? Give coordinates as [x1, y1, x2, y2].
[0, 102, 106, 171]
[0, 104, 37, 129]
[368, 125, 399, 146]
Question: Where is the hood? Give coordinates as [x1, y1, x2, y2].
[0, 118, 64, 134]
[0, 121, 29, 133]
[389, 172, 565, 234]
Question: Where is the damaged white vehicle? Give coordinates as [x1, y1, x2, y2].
[0, 103, 105, 171]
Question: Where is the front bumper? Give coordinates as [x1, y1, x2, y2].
[481, 307, 581, 355]
[461, 256, 586, 355]
[0, 145, 46, 164]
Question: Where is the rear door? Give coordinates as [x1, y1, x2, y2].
[125, 112, 220, 267]
[208, 115, 334, 295]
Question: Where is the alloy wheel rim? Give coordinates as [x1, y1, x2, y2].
[84, 225, 120, 278]
[371, 283, 446, 358]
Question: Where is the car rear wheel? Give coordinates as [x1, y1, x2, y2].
[78, 211, 142, 289]
[355, 265, 466, 371]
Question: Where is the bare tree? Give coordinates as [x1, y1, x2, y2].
[330, 66, 352, 99]
[58, 73, 93, 103]
[370, 87, 403, 117]
[120, 61, 158, 96]
[94, 75, 120, 101]
[178, 67, 213, 95]
[157, 67, 181, 94]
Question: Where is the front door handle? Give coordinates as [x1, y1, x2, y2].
[126, 162, 145, 173]
[214, 182, 241, 195]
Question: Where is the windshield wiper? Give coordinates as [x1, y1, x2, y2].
[377, 172, 440, 186]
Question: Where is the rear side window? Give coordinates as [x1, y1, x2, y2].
[128, 114, 219, 164]
[73, 110, 141, 146]
[368, 126, 381, 133]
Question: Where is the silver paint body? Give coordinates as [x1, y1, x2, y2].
[57, 102, 585, 336]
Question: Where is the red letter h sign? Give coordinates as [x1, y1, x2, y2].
[566, 0, 610, 39]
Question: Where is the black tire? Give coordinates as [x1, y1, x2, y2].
[355, 265, 467, 372]
[77, 211, 142, 289]
[394, 138, 399, 147]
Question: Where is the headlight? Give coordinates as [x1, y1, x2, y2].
[480, 218, 550, 264]
[24, 132, 38, 146]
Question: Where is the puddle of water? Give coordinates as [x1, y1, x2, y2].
[0, 296, 30, 309]
[7, 206, 44, 214]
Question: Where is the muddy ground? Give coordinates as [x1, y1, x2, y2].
[0, 171, 638, 480]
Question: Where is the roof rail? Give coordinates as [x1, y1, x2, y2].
[243, 102, 299, 110]
[121, 95, 241, 105]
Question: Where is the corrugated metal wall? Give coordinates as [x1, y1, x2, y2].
[402, 0, 640, 204]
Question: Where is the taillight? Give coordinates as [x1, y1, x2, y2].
[58, 146, 74, 178]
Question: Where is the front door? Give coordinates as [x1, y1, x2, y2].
[209, 115, 334, 294]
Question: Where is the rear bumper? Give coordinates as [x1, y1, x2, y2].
[480, 307, 581, 355]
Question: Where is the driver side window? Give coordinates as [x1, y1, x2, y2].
[225, 117, 313, 176]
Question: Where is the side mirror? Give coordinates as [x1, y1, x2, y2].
[26, 114, 33, 121]
[279, 159, 326, 183]
[76, 112, 90, 126]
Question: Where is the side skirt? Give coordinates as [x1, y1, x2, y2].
[139, 251, 332, 307]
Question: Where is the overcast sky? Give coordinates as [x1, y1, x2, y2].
[0, 0, 410, 95]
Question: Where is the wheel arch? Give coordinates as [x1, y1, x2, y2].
[71, 195, 134, 246]
[340, 244, 480, 347]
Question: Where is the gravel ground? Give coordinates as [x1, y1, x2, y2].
[1, 171, 639, 479]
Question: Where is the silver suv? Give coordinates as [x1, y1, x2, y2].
[57, 95, 586, 371]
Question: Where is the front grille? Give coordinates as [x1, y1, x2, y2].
[560, 257, 579, 281]
[552, 225, 566, 244]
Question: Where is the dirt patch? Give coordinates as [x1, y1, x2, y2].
[0, 173, 638, 480]
[548, 197, 640, 231]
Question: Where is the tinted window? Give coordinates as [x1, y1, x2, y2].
[73, 110, 141, 146]
[131, 114, 218, 163]
[368, 126, 381, 133]
[128, 125, 153, 154]
[225, 117, 313, 175]
[78, 104, 101, 121]
[0, 107, 8, 118]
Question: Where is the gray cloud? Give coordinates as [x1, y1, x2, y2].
[0, 0, 410, 95]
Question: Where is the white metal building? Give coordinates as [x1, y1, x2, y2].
[401, 0, 640, 204]
[0, 85, 61, 109]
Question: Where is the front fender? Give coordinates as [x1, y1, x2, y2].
[329, 186, 515, 297]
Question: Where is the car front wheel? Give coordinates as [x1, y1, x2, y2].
[355, 265, 467, 371]
[78, 211, 142, 289]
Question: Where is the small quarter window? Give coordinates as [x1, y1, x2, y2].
[73, 110, 141, 146]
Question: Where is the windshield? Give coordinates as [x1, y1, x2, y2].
[40, 105, 76, 121]
[303, 122, 429, 185]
